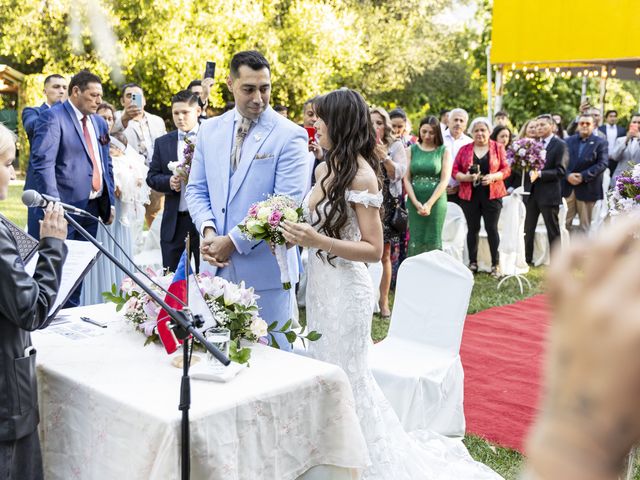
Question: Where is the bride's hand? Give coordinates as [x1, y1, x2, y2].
[281, 220, 321, 249]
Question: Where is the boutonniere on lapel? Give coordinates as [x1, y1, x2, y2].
[99, 134, 110, 146]
[253, 133, 262, 142]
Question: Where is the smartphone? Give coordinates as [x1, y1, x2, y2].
[204, 61, 216, 79]
[304, 126, 316, 144]
[131, 92, 142, 109]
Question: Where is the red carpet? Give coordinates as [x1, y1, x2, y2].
[460, 294, 550, 453]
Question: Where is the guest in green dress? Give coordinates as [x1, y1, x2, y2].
[404, 116, 452, 255]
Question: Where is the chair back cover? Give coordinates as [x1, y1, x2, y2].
[389, 251, 472, 352]
[498, 189, 529, 275]
[442, 202, 467, 262]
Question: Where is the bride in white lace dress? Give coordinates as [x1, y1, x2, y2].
[283, 89, 502, 480]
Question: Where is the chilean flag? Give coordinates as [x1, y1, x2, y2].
[156, 251, 189, 354]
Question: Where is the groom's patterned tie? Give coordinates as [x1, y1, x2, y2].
[231, 116, 253, 172]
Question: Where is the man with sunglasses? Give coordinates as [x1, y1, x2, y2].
[562, 113, 608, 233]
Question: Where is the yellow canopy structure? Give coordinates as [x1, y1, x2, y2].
[491, 0, 640, 73]
[487, 0, 640, 116]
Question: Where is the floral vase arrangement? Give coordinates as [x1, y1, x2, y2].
[104, 270, 321, 364]
[506, 138, 546, 188]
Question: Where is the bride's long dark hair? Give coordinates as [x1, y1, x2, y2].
[313, 88, 383, 250]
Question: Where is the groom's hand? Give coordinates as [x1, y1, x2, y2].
[201, 229, 234, 267]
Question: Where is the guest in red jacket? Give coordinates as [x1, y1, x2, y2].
[452, 117, 510, 277]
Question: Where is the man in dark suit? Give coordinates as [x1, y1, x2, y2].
[563, 113, 608, 233]
[22, 75, 67, 206]
[21, 74, 67, 144]
[28, 70, 115, 306]
[147, 90, 200, 272]
[523, 115, 569, 264]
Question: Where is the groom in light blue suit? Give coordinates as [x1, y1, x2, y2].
[186, 51, 309, 350]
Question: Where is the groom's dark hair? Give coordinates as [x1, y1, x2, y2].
[230, 51, 270, 78]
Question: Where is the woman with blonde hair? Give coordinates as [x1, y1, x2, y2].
[0, 124, 68, 480]
[518, 118, 538, 139]
[370, 106, 407, 318]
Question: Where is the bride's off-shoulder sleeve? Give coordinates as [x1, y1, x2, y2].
[347, 190, 383, 208]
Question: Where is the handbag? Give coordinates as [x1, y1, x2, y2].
[390, 198, 408, 233]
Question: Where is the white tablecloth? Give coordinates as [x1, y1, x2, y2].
[33, 304, 368, 480]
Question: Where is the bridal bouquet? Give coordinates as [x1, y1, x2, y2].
[608, 163, 640, 216]
[506, 138, 546, 173]
[238, 194, 303, 289]
[104, 271, 320, 362]
[167, 136, 195, 181]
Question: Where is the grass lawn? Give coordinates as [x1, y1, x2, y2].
[2, 182, 28, 227]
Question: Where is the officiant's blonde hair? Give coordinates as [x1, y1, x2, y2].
[0, 124, 17, 162]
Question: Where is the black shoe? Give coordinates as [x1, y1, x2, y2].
[469, 262, 478, 274]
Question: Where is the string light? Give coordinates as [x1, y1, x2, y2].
[555, 67, 560, 73]
[611, 68, 617, 77]
[534, 66, 539, 72]
[523, 66, 528, 72]
[635, 67, 640, 75]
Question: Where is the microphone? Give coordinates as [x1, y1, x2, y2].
[21, 190, 97, 219]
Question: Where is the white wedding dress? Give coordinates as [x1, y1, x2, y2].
[304, 189, 503, 480]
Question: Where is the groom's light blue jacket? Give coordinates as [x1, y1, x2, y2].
[186, 106, 309, 291]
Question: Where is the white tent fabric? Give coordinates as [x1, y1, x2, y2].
[442, 202, 467, 263]
[370, 251, 472, 437]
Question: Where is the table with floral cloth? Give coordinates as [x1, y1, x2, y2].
[33, 303, 368, 480]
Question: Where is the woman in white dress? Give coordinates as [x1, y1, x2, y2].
[282, 89, 502, 479]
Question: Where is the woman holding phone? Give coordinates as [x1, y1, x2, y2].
[0, 124, 68, 480]
[370, 106, 407, 318]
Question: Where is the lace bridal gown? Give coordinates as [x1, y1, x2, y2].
[304, 189, 503, 480]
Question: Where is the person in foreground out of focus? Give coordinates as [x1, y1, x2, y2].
[524, 213, 640, 480]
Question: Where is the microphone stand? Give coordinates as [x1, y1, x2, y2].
[63, 212, 229, 480]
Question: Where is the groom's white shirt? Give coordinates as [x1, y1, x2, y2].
[185, 105, 309, 291]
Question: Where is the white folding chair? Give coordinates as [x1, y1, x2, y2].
[441, 202, 467, 263]
[370, 251, 472, 437]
